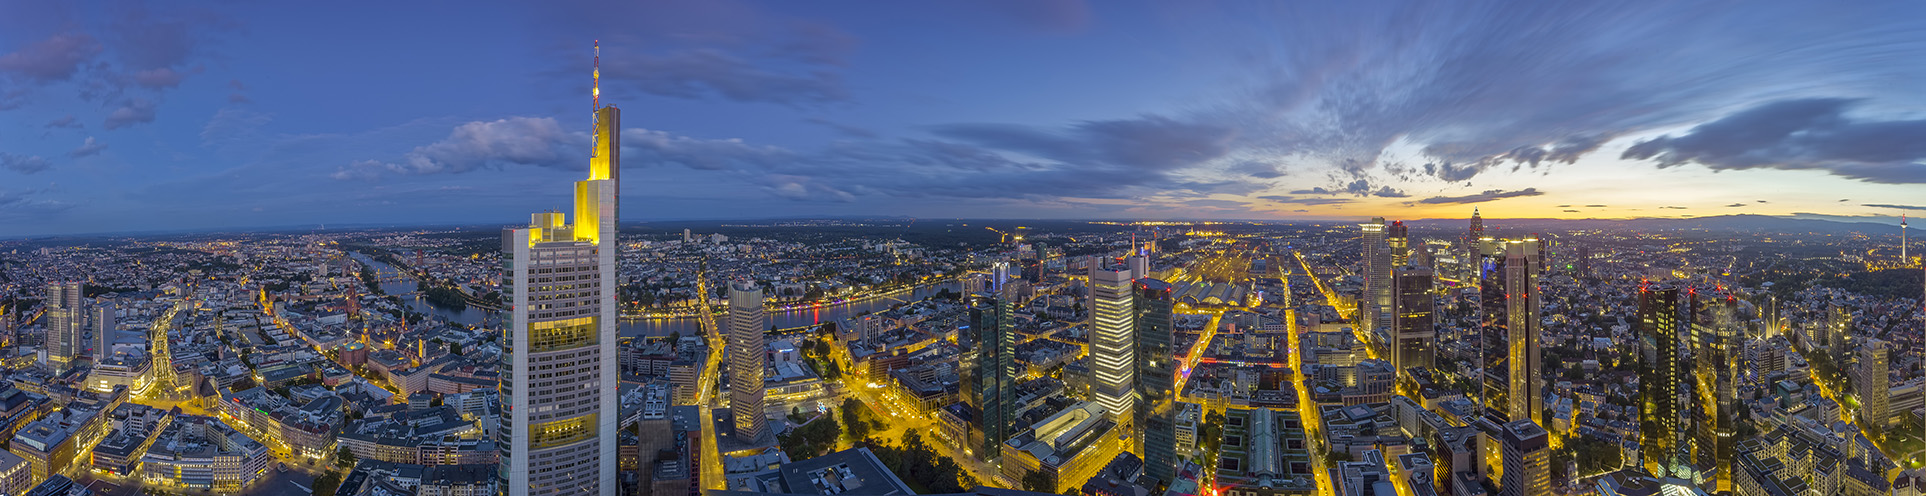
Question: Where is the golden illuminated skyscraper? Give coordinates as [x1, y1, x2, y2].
[1089, 261, 1136, 424]
[497, 43, 620, 496]
[1478, 238, 1540, 425]
[44, 281, 82, 372]
[727, 280, 769, 442]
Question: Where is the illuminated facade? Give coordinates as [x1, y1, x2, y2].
[1478, 238, 1541, 425]
[1693, 294, 1742, 492]
[1637, 284, 1685, 477]
[969, 268, 1017, 460]
[44, 282, 82, 372]
[1133, 278, 1176, 484]
[726, 280, 769, 442]
[1498, 419, 1549, 496]
[1088, 264, 1136, 424]
[1857, 338, 1889, 429]
[1361, 219, 1392, 341]
[497, 45, 620, 496]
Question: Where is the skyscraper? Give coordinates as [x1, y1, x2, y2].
[497, 46, 619, 496]
[1133, 278, 1177, 485]
[970, 273, 1018, 460]
[1391, 265, 1435, 375]
[92, 299, 115, 361]
[1387, 220, 1410, 267]
[1361, 219, 1393, 343]
[1089, 263, 1136, 424]
[1498, 419, 1549, 496]
[1693, 294, 1742, 492]
[1858, 338, 1890, 429]
[1638, 284, 1685, 478]
[44, 282, 82, 372]
[727, 280, 769, 442]
[1478, 238, 1541, 425]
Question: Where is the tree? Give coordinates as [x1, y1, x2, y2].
[337, 447, 358, 469]
[1022, 470, 1054, 493]
[314, 471, 343, 496]
[843, 399, 871, 440]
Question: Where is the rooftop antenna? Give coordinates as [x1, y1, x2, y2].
[591, 40, 601, 158]
[1902, 214, 1909, 263]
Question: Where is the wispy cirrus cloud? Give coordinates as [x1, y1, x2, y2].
[1416, 188, 1544, 205]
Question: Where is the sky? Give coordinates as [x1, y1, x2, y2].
[2, 0, 1924, 236]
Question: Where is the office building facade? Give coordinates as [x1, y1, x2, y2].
[497, 58, 620, 496]
[970, 274, 1017, 460]
[1089, 264, 1136, 424]
[1637, 284, 1685, 478]
[43, 282, 82, 372]
[727, 281, 769, 442]
[1133, 278, 1177, 485]
[1391, 265, 1435, 375]
[1478, 238, 1541, 425]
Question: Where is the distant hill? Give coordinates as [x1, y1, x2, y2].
[1398, 214, 1898, 234]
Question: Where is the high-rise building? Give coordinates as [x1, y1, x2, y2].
[1133, 278, 1177, 485]
[970, 275, 1018, 461]
[727, 280, 769, 442]
[1478, 238, 1541, 425]
[1693, 294, 1742, 492]
[1127, 254, 1149, 281]
[1387, 221, 1410, 267]
[1465, 208, 1484, 279]
[1089, 263, 1136, 424]
[1637, 284, 1685, 478]
[44, 282, 82, 372]
[1361, 219, 1393, 342]
[498, 48, 620, 496]
[1391, 265, 1435, 375]
[92, 299, 115, 361]
[1497, 419, 1549, 496]
[1859, 338, 1890, 429]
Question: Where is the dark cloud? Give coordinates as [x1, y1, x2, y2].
[1217, 2, 1924, 186]
[1756, 200, 1768, 203]
[1417, 188, 1544, 204]
[103, 98, 158, 129]
[0, 153, 52, 174]
[1228, 161, 1286, 179]
[933, 116, 1237, 172]
[1865, 203, 1926, 211]
[1373, 187, 1408, 198]
[1289, 187, 1336, 195]
[1725, 203, 1746, 207]
[1585, 204, 1607, 207]
[1563, 209, 1579, 212]
[1257, 195, 1353, 206]
[0, 33, 100, 83]
[1662, 206, 1688, 209]
[1622, 99, 1926, 184]
[68, 137, 106, 158]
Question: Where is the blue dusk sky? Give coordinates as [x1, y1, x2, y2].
[2, 0, 1924, 236]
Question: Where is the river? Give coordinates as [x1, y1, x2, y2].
[348, 253, 960, 338]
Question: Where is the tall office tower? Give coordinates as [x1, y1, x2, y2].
[1127, 253, 1149, 281]
[1575, 245, 1592, 278]
[1387, 221, 1410, 267]
[1089, 264, 1137, 424]
[1693, 295, 1742, 492]
[970, 276, 1018, 461]
[497, 46, 619, 496]
[1477, 238, 1541, 425]
[1361, 218, 1393, 341]
[1858, 338, 1890, 429]
[1498, 419, 1550, 496]
[44, 282, 82, 372]
[1133, 278, 1177, 485]
[1637, 284, 1686, 478]
[92, 299, 115, 361]
[727, 280, 769, 442]
[1391, 265, 1436, 375]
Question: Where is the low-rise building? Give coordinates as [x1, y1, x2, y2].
[138, 415, 271, 492]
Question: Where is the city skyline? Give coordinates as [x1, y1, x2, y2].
[2, 1, 1926, 237]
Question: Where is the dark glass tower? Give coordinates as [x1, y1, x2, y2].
[1638, 284, 1685, 477]
[970, 283, 1017, 460]
[1133, 278, 1177, 485]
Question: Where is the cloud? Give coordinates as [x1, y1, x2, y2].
[103, 99, 158, 129]
[1585, 204, 1607, 207]
[1725, 203, 1746, 207]
[0, 153, 52, 174]
[1622, 99, 1926, 184]
[1290, 187, 1336, 195]
[975, 0, 1092, 33]
[1373, 186, 1408, 198]
[558, 4, 861, 106]
[1563, 209, 1580, 212]
[69, 137, 106, 158]
[44, 115, 79, 129]
[1756, 200, 1768, 203]
[1417, 188, 1545, 205]
[1228, 161, 1286, 179]
[0, 33, 100, 83]
[932, 115, 1237, 172]
[1661, 206, 1688, 209]
[803, 117, 877, 138]
[132, 67, 184, 88]
[337, 117, 581, 179]
[200, 107, 272, 146]
[600, 49, 846, 105]
[1258, 195, 1354, 206]
[1865, 203, 1926, 211]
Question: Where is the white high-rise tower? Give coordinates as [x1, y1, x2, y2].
[1089, 261, 1136, 423]
[498, 42, 620, 496]
[727, 280, 770, 442]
